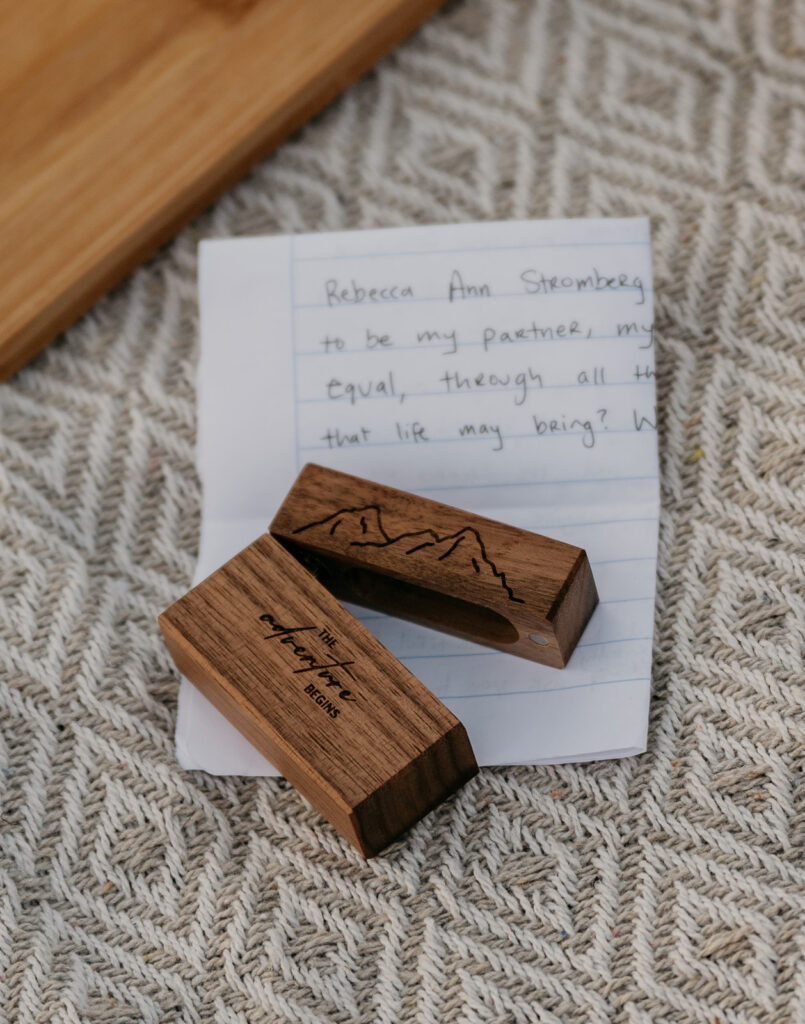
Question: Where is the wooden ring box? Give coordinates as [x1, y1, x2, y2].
[270, 464, 599, 669]
[159, 465, 598, 856]
[159, 533, 478, 857]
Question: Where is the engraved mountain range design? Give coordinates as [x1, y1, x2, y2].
[292, 505, 524, 603]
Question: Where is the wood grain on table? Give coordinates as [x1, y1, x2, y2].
[0, 0, 444, 379]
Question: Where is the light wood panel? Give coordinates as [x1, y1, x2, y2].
[0, 0, 444, 378]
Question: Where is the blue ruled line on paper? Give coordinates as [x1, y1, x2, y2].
[293, 238, 650, 262]
[417, 475, 658, 491]
[300, 430, 655, 451]
[394, 637, 652, 660]
[443, 676, 648, 701]
[529, 516, 657, 530]
[293, 287, 653, 310]
[297, 380, 653, 405]
[296, 332, 653, 355]
[593, 556, 656, 566]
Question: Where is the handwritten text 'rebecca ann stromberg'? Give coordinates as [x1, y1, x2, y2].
[325, 266, 647, 308]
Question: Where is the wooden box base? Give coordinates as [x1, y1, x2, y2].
[271, 465, 599, 668]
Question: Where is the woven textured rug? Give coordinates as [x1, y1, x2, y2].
[2, 1, 804, 1020]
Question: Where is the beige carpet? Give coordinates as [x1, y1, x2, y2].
[2, 1, 805, 1020]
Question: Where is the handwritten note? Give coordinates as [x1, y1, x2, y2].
[177, 217, 658, 773]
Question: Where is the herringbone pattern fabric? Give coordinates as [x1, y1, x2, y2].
[2, 1, 804, 1020]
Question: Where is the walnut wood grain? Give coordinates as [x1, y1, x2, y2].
[270, 464, 599, 668]
[159, 533, 477, 857]
[0, 0, 444, 379]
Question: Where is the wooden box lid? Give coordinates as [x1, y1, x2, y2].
[159, 533, 477, 856]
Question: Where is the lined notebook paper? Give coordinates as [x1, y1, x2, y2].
[177, 217, 658, 773]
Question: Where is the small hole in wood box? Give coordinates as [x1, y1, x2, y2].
[286, 544, 519, 646]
